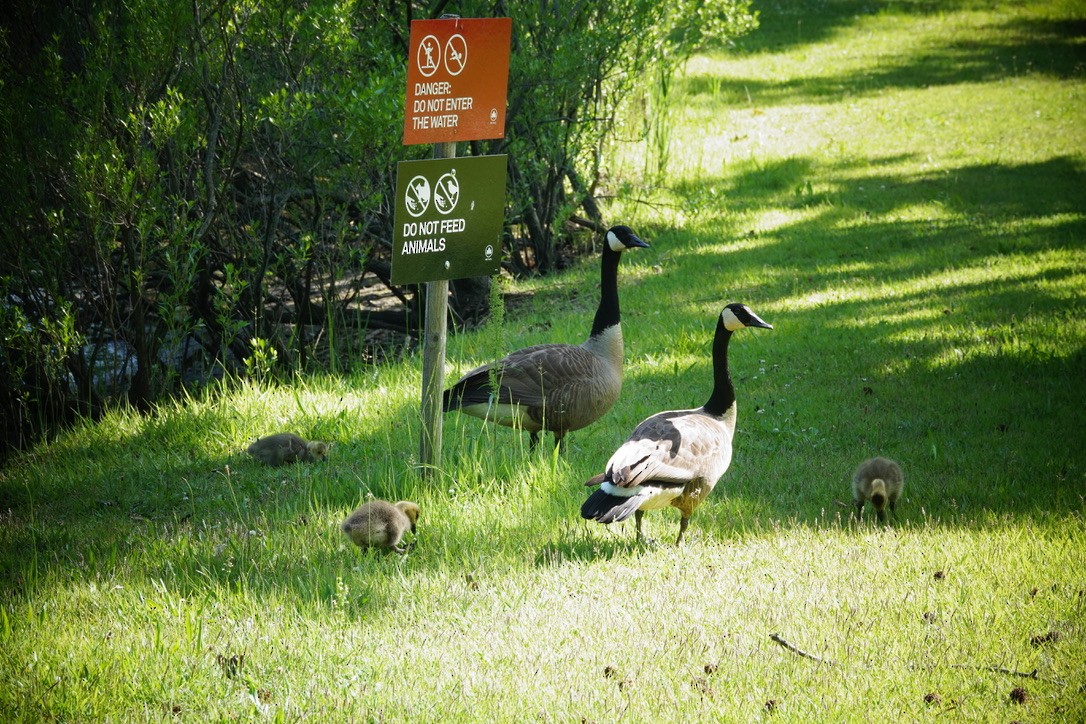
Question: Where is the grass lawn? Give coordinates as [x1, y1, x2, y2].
[2, 0, 1084, 720]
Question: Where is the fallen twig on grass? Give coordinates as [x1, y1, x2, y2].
[950, 664, 1065, 686]
[770, 633, 836, 666]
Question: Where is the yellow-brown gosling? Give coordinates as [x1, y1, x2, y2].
[341, 500, 420, 554]
[852, 456, 904, 522]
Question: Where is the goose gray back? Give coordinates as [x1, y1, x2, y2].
[442, 225, 649, 450]
[581, 303, 772, 544]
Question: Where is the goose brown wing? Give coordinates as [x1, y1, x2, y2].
[447, 343, 581, 410]
[491, 343, 583, 408]
[606, 411, 730, 488]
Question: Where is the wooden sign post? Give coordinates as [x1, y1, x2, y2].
[398, 16, 511, 477]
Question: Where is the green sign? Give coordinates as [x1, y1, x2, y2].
[392, 154, 507, 285]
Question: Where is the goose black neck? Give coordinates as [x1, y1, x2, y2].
[703, 316, 735, 416]
[590, 246, 622, 338]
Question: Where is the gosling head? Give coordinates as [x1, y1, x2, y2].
[395, 501, 421, 533]
[305, 440, 331, 462]
[868, 478, 889, 511]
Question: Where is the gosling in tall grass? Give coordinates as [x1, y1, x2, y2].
[246, 432, 330, 466]
[852, 456, 904, 522]
[341, 500, 420, 554]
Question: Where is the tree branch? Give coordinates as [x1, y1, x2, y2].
[770, 633, 836, 666]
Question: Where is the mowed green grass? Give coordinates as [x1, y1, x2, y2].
[2, 1, 1085, 720]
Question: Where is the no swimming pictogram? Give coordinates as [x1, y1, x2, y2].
[415, 33, 467, 78]
[444, 35, 467, 76]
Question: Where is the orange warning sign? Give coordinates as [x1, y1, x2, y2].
[403, 17, 511, 145]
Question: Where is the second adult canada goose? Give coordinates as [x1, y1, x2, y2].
[581, 303, 772, 544]
[443, 225, 649, 450]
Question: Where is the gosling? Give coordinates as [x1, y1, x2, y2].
[852, 456, 904, 522]
[246, 432, 330, 466]
[341, 500, 420, 554]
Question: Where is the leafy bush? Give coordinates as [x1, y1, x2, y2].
[500, 0, 758, 272]
[0, 0, 755, 454]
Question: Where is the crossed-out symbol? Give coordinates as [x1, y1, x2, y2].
[405, 175, 431, 218]
[416, 33, 468, 78]
[404, 170, 459, 217]
[444, 35, 467, 76]
[433, 171, 460, 214]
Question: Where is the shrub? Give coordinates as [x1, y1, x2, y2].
[0, 0, 755, 455]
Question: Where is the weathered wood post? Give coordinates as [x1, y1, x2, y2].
[396, 17, 512, 478]
[419, 141, 455, 475]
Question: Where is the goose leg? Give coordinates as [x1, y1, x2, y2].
[635, 511, 657, 546]
[676, 515, 690, 546]
[529, 431, 540, 450]
[635, 510, 647, 542]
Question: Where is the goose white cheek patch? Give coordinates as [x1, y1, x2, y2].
[607, 230, 624, 252]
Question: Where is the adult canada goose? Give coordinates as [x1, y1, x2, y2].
[581, 303, 772, 544]
[443, 225, 649, 450]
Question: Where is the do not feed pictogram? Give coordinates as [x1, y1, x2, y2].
[403, 17, 511, 145]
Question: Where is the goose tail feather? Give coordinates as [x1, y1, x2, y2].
[584, 472, 607, 487]
[580, 489, 643, 524]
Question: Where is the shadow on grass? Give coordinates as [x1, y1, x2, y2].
[617, 152, 1086, 539]
[673, 154, 1086, 222]
[698, 3, 1086, 107]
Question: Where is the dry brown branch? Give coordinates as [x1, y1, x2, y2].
[950, 664, 1065, 686]
[770, 633, 836, 666]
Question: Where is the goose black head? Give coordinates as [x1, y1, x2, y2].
[721, 302, 773, 332]
[605, 225, 650, 252]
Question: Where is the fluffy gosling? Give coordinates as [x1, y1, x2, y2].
[852, 456, 904, 522]
[246, 432, 331, 466]
[341, 500, 420, 554]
